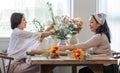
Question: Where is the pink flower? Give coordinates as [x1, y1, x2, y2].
[60, 25, 65, 30]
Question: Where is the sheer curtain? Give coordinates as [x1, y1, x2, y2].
[0, 0, 71, 37]
[0, 0, 35, 37]
[97, 0, 120, 52]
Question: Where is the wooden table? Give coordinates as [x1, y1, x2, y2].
[30, 55, 118, 73]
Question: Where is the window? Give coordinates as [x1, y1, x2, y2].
[0, 0, 71, 37]
[97, 0, 120, 51]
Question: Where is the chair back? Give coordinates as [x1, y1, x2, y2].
[112, 52, 120, 73]
[0, 50, 14, 73]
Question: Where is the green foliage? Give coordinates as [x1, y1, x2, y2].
[46, 2, 55, 24]
[32, 18, 45, 32]
[41, 52, 49, 58]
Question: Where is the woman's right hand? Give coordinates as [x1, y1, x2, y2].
[58, 45, 76, 51]
[39, 31, 51, 42]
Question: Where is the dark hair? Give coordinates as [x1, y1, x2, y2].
[10, 12, 24, 29]
[92, 15, 111, 43]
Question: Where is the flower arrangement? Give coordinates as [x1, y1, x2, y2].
[49, 45, 60, 58]
[47, 2, 55, 24]
[53, 16, 83, 40]
[47, 2, 83, 40]
[72, 48, 84, 60]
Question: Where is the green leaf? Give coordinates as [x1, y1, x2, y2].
[41, 52, 49, 58]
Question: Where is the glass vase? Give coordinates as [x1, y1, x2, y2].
[57, 39, 68, 47]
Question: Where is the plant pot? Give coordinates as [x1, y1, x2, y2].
[69, 35, 78, 45]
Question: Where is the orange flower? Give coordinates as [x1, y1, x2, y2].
[72, 48, 84, 60]
[49, 45, 60, 58]
[52, 45, 59, 50]
[49, 48, 56, 54]
[55, 52, 60, 58]
[76, 19, 83, 26]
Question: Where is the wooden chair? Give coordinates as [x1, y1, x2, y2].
[112, 52, 120, 73]
[0, 52, 14, 73]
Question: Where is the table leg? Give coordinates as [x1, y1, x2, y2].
[72, 65, 77, 73]
[41, 65, 55, 73]
[88, 65, 103, 73]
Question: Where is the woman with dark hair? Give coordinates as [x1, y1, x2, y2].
[58, 13, 118, 73]
[59, 13, 111, 56]
[7, 12, 55, 73]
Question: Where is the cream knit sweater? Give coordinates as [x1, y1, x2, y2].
[75, 33, 111, 56]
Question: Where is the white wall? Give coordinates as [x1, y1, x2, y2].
[73, 0, 96, 43]
[0, 0, 96, 73]
[0, 38, 9, 51]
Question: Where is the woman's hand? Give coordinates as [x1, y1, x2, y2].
[41, 31, 51, 37]
[58, 45, 76, 51]
[58, 46, 67, 51]
[39, 24, 58, 42]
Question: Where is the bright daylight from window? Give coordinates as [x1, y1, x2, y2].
[0, 0, 71, 37]
[98, 0, 120, 51]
